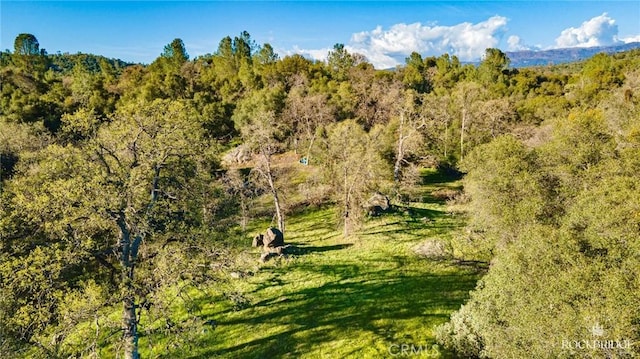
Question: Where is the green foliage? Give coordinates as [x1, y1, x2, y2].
[568, 53, 625, 105]
[431, 53, 465, 94]
[0, 99, 223, 356]
[440, 103, 640, 358]
[14, 33, 41, 56]
[402, 52, 432, 93]
[477, 48, 510, 95]
[316, 120, 390, 236]
[12, 34, 49, 74]
[461, 135, 546, 240]
[48, 52, 132, 74]
[162, 38, 189, 64]
[327, 43, 355, 81]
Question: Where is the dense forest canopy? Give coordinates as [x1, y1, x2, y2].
[1, 32, 639, 358]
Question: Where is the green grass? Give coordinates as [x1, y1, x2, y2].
[160, 171, 484, 359]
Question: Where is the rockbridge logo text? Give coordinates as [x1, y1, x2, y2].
[561, 323, 634, 352]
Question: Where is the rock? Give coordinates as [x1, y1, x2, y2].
[260, 252, 275, 262]
[254, 227, 287, 262]
[229, 271, 243, 279]
[365, 192, 391, 216]
[252, 234, 264, 247]
[222, 145, 251, 165]
[413, 239, 452, 260]
[263, 227, 284, 248]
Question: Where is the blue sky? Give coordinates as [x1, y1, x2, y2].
[2, 1, 639, 68]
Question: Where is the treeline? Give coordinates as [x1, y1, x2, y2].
[434, 48, 640, 359]
[1, 31, 639, 357]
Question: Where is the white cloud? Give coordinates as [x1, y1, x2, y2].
[289, 13, 640, 69]
[291, 15, 509, 69]
[286, 45, 331, 63]
[507, 35, 530, 51]
[554, 13, 620, 48]
[621, 34, 640, 43]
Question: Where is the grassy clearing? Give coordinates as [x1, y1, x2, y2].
[158, 169, 484, 359]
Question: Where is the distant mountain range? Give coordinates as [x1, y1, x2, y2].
[506, 42, 640, 67]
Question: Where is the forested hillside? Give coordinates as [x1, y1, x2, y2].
[1, 32, 639, 358]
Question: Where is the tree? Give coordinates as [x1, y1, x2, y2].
[568, 52, 625, 105]
[221, 169, 256, 232]
[538, 109, 616, 198]
[14, 33, 40, 56]
[439, 101, 640, 358]
[327, 43, 355, 81]
[402, 52, 431, 93]
[234, 31, 255, 63]
[477, 48, 510, 94]
[233, 87, 287, 233]
[0, 99, 212, 358]
[390, 90, 425, 184]
[240, 110, 286, 233]
[439, 174, 640, 359]
[432, 53, 464, 93]
[211, 31, 260, 103]
[476, 98, 516, 141]
[12, 33, 48, 73]
[317, 120, 388, 237]
[282, 82, 334, 165]
[96, 100, 210, 358]
[453, 81, 486, 161]
[420, 93, 455, 161]
[162, 38, 189, 64]
[348, 63, 399, 130]
[255, 43, 279, 66]
[460, 135, 555, 246]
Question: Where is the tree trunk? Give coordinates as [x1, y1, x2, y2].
[305, 133, 317, 166]
[393, 112, 405, 183]
[116, 164, 160, 359]
[263, 153, 284, 234]
[239, 196, 249, 232]
[444, 121, 449, 158]
[115, 215, 141, 359]
[460, 106, 467, 161]
[122, 291, 139, 359]
[343, 166, 350, 238]
[269, 173, 284, 234]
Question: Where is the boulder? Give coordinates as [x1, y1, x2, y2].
[253, 227, 287, 262]
[252, 234, 264, 247]
[365, 193, 391, 216]
[260, 245, 295, 262]
[263, 227, 284, 248]
[413, 239, 452, 260]
[222, 145, 251, 165]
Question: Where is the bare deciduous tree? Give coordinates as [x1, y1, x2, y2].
[318, 120, 388, 237]
[283, 80, 335, 165]
[241, 111, 286, 233]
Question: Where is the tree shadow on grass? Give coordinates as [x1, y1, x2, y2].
[285, 229, 340, 244]
[188, 262, 479, 359]
[421, 167, 463, 185]
[286, 243, 354, 256]
[359, 207, 463, 240]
